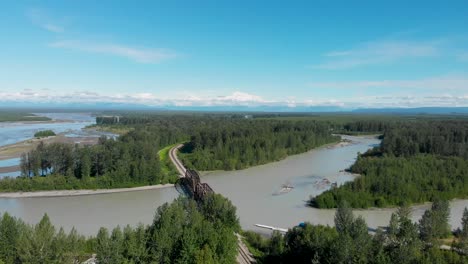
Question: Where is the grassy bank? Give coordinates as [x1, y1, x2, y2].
[158, 143, 181, 179]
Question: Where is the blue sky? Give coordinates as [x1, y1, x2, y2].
[0, 0, 467, 109]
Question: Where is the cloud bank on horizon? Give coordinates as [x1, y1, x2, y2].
[0, 1, 467, 109]
[2, 89, 468, 110]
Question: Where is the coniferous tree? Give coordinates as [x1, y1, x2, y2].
[458, 207, 468, 252]
[0, 213, 20, 263]
[335, 201, 354, 235]
[96, 228, 112, 264]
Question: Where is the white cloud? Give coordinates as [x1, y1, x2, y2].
[49, 40, 178, 63]
[217, 91, 266, 103]
[360, 94, 468, 108]
[167, 91, 269, 107]
[0, 90, 269, 107]
[27, 8, 64, 33]
[308, 75, 468, 91]
[314, 39, 439, 70]
[1, 88, 468, 109]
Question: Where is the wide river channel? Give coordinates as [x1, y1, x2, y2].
[0, 135, 466, 236]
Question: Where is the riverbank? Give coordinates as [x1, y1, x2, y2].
[199, 136, 357, 176]
[351, 198, 468, 212]
[0, 183, 175, 198]
[0, 119, 71, 124]
[1, 134, 465, 236]
[0, 112, 51, 122]
[0, 134, 99, 160]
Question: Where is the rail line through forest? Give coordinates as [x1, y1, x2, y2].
[169, 145, 255, 264]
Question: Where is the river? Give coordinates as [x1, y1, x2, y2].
[0, 113, 116, 177]
[0, 113, 95, 147]
[0, 135, 466, 236]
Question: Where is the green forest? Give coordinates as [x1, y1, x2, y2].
[311, 120, 468, 208]
[1, 114, 338, 192]
[2, 112, 468, 263]
[2, 194, 467, 263]
[0, 124, 185, 191]
[0, 194, 240, 264]
[3, 112, 468, 207]
[244, 200, 468, 264]
[179, 119, 338, 170]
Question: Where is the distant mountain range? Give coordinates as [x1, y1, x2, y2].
[353, 107, 468, 114]
[1, 101, 468, 114]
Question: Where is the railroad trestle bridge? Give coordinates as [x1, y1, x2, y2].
[175, 169, 214, 201]
[169, 145, 255, 263]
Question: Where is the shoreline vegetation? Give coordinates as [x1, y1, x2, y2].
[33, 129, 56, 138]
[177, 119, 339, 171]
[1, 112, 468, 263]
[0, 135, 352, 197]
[310, 119, 468, 209]
[158, 143, 182, 179]
[0, 193, 240, 263]
[243, 200, 468, 263]
[197, 137, 356, 176]
[0, 138, 347, 196]
[2, 113, 468, 211]
[84, 124, 133, 135]
[1, 115, 342, 193]
[183, 138, 345, 175]
[0, 134, 98, 160]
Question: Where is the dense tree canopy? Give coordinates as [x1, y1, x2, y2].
[312, 120, 468, 208]
[180, 119, 338, 170]
[245, 204, 468, 264]
[0, 194, 240, 264]
[2, 113, 339, 191]
[1, 121, 190, 191]
[33, 130, 56, 138]
[381, 121, 468, 158]
[0, 213, 91, 264]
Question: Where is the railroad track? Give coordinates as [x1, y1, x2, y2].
[236, 234, 256, 264]
[169, 144, 186, 176]
[169, 145, 255, 264]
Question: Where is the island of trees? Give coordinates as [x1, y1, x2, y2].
[33, 130, 56, 138]
[311, 119, 468, 208]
